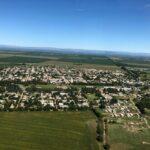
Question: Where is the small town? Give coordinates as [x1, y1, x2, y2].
[0, 66, 149, 120]
[1, 0, 150, 149]
[0, 62, 149, 150]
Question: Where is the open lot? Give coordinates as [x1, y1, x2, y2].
[109, 124, 150, 150]
[0, 111, 99, 150]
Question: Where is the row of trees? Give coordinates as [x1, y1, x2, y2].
[1, 102, 89, 112]
[0, 84, 22, 93]
[136, 94, 150, 114]
[92, 108, 110, 150]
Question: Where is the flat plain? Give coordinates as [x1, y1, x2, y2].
[0, 51, 119, 70]
[0, 111, 99, 150]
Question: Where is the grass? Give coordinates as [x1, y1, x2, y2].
[86, 93, 98, 101]
[36, 84, 57, 89]
[27, 84, 104, 91]
[109, 124, 150, 150]
[0, 111, 99, 150]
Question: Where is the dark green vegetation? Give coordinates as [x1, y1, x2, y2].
[0, 51, 150, 68]
[0, 51, 116, 68]
[1, 50, 150, 70]
[0, 56, 50, 63]
[140, 71, 150, 81]
[1, 50, 149, 71]
[109, 124, 150, 150]
[112, 56, 150, 68]
[0, 111, 99, 150]
[92, 108, 110, 150]
[136, 94, 150, 114]
[59, 56, 114, 65]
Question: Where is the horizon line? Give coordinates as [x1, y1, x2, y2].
[0, 44, 150, 55]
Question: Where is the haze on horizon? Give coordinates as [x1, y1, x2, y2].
[0, 0, 150, 53]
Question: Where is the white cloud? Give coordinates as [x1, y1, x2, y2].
[144, 4, 150, 8]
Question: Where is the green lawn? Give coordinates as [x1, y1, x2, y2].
[86, 93, 98, 101]
[0, 111, 99, 150]
[109, 124, 150, 150]
[36, 84, 57, 89]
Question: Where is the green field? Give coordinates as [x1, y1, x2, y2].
[86, 93, 98, 101]
[0, 51, 150, 70]
[0, 51, 119, 70]
[36, 84, 57, 89]
[109, 124, 150, 150]
[0, 111, 99, 150]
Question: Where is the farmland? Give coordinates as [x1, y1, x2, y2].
[0, 51, 118, 70]
[0, 111, 99, 150]
[109, 124, 150, 150]
[1, 50, 149, 71]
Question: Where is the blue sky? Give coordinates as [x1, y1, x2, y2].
[0, 0, 150, 53]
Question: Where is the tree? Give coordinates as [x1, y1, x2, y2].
[96, 121, 103, 142]
[103, 144, 110, 150]
[92, 108, 104, 119]
[110, 97, 118, 105]
[0, 86, 5, 93]
[136, 97, 150, 114]
[100, 98, 106, 109]
[68, 101, 77, 111]
[43, 104, 51, 111]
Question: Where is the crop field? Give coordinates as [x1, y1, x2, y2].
[0, 111, 99, 150]
[109, 124, 150, 150]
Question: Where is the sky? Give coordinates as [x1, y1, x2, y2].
[0, 0, 150, 53]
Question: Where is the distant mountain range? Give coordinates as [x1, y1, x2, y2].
[0, 45, 150, 57]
